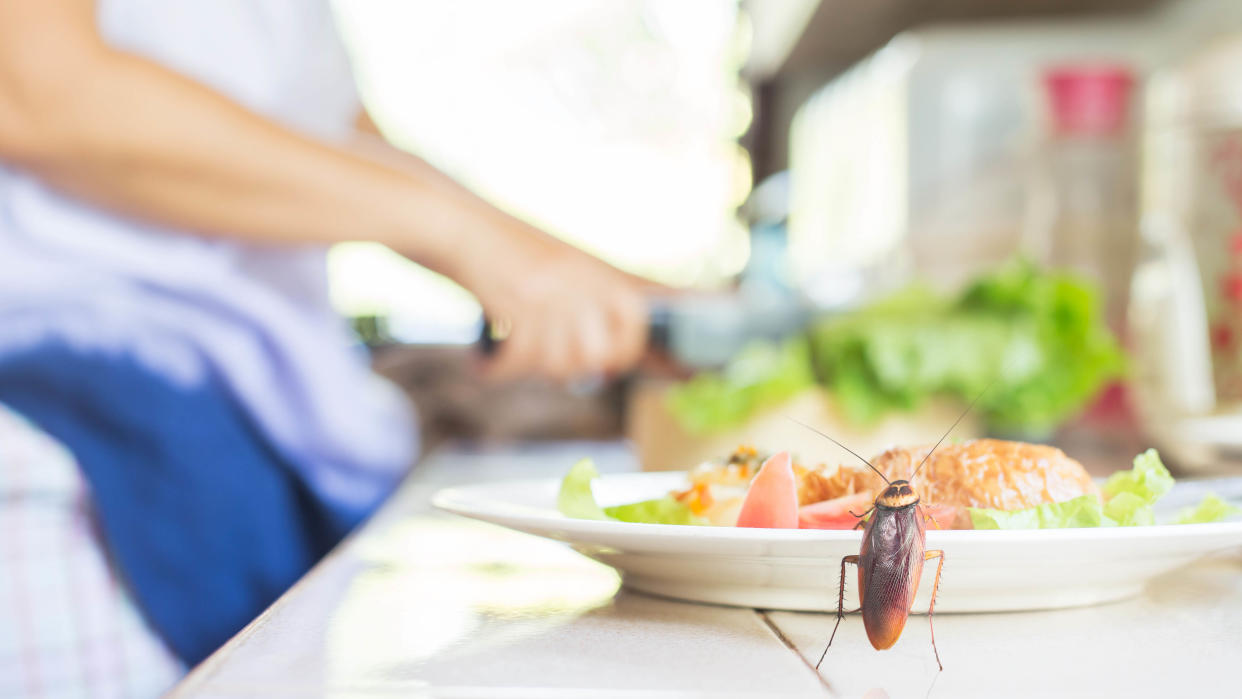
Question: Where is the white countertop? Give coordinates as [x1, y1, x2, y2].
[170, 442, 1242, 698]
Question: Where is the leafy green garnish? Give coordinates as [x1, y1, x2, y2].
[557, 459, 612, 521]
[604, 497, 703, 525]
[666, 259, 1126, 434]
[1097, 449, 1175, 526]
[1101, 448, 1175, 524]
[557, 459, 704, 525]
[1104, 492, 1154, 527]
[970, 494, 1105, 530]
[1173, 494, 1242, 525]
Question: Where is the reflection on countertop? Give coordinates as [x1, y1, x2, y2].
[171, 441, 829, 698]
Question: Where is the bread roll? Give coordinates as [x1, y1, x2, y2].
[812, 439, 1097, 511]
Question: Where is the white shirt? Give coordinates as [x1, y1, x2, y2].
[0, 0, 416, 513]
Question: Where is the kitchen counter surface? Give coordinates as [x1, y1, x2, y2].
[171, 441, 1242, 698]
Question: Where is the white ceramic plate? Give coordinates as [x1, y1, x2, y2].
[433, 472, 1242, 613]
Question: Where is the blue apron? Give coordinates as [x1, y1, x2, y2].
[0, 344, 376, 665]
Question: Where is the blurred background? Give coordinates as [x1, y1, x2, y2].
[332, 0, 1242, 476]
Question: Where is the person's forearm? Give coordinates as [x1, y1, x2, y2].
[347, 128, 507, 225]
[3, 42, 506, 283]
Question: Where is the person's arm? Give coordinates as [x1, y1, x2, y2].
[348, 111, 510, 230]
[1, 2, 475, 276]
[0, 1, 648, 380]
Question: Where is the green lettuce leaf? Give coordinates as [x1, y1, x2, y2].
[1100, 449, 1174, 526]
[557, 459, 705, 525]
[604, 497, 703, 525]
[666, 259, 1126, 435]
[1103, 448, 1174, 505]
[666, 339, 814, 434]
[970, 494, 1104, 530]
[557, 459, 611, 521]
[1173, 494, 1242, 525]
[1103, 492, 1153, 527]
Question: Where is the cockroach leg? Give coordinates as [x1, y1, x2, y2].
[849, 507, 874, 530]
[925, 513, 943, 530]
[817, 554, 859, 671]
[924, 549, 945, 671]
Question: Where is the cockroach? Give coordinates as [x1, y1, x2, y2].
[791, 386, 990, 673]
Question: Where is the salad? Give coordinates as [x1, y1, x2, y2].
[557, 445, 1240, 531]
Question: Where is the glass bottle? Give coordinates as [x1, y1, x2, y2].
[1024, 64, 1138, 337]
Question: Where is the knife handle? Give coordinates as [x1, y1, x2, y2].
[477, 315, 503, 357]
[647, 302, 671, 353]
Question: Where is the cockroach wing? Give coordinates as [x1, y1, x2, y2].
[857, 504, 927, 650]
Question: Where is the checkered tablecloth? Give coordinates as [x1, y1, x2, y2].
[0, 404, 183, 698]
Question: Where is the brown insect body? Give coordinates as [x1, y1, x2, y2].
[794, 383, 993, 673]
[858, 481, 927, 650]
[822, 480, 947, 671]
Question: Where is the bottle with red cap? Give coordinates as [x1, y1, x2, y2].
[1023, 63, 1138, 337]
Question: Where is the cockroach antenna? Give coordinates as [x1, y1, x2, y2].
[910, 375, 1001, 480]
[784, 415, 890, 485]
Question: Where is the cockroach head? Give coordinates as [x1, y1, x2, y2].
[877, 479, 919, 509]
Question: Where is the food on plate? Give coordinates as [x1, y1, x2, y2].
[558, 442, 1240, 530]
[796, 492, 875, 530]
[735, 452, 798, 529]
[559, 459, 705, 526]
[808, 439, 1098, 511]
[694, 440, 1097, 528]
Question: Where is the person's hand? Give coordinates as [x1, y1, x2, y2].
[459, 227, 651, 382]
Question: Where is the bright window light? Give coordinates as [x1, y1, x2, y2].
[330, 0, 752, 342]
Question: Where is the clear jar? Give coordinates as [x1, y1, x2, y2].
[1132, 36, 1242, 472]
[1024, 65, 1138, 337]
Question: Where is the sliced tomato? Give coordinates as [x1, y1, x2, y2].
[797, 492, 875, 530]
[735, 451, 798, 528]
[920, 504, 963, 530]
